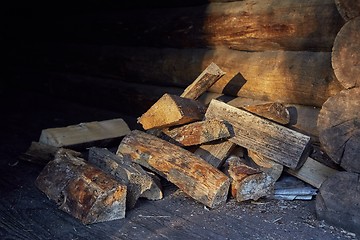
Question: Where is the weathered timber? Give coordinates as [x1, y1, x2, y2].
[181, 62, 225, 100]
[138, 94, 206, 130]
[285, 157, 338, 189]
[117, 130, 230, 208]
[247, 151, 283, 182]
[35, 150, 127, 224]
[332, 17, 360, 89]
[317, 88, 360, 173]
[88, 147, 160, 209]
[224, 156, 274, 202]
[205, 100, 312, 169]
[335, 0, 360, 21]
[112, 47, 343, 107]
[162, 120, 231, 147]
[62, 0, 343, 51]
[316, 171, 360, 235]
[243, 102, 290, 125]
[194, 140, 235, 168]
[39, 118, 130, 148]
[20, 142, 81, 165]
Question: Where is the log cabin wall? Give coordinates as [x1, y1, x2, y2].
[4, 0, 345, 117]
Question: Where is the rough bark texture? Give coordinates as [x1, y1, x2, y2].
[137, 94, 206, 130]
[332, 17, 360, 89]
[35, 150, 127, 224]
[286, 157, 338, 189]
[194, 140, 235, 168]
[317, 88, 360, 173]
[335, 0, 360, 21]
[181, 62, 225, 100]
[162, 120, 231, 146]
[243, 102, 290, 125]
[206, 100, 312, 169]
[316, 171, 360, 235]
[62, 0, 343, 51]
[117, 130, 230, 208]
[39, 118, 130, 148]
[88, 147, 159, 209]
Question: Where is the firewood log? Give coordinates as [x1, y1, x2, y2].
[332, 17, 360, 89]
[194, 140, 235, 168]
[317, 88, 360, 173]
[335, 0, 360, 21]
[35, 150, 127, 224]
[117, 130, 230, 208]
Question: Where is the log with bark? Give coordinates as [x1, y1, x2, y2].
[317, 88, 360, 173]
[35, 150, 127, 224]
[60, 0, 343, 51]
[117, 130, 230, 208]
[332, 17, 360, 89]
[205, 100, 312, 169]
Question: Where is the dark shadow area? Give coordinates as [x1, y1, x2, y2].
[222, 72, 248, 96]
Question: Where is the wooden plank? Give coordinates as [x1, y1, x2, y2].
[39, 118, 130, 148]
[332, 17, 360, 89]
[35, 150, 127, 224]
[194, 140, 235, 168]
[317, 88, 360, 173]
[243, 102, 290, 125]
[224, 156, 274, 202]
[335, 0, 360, 21]
[181, 62, 225, 100]
[316, 171, 360, 235]
[117, 130, 230, 208]
[138, 94, 206, 130]
[285, 157, 338, 189]
[88, 147, 161, 209]
[161, 119, 231, 146]
[205, 100, 312, 169]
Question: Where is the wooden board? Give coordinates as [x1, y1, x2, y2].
[286, 157, 338, 189]
[181, 62, 225, 100]
[205, 100, 312, 169]
[35, 150, 127, 224]
[317, 88, 360, 173]
[117, 130, 230, 208]
[39, 118, 130, 148]
[332, 17, 360, 89]
[137, 94, 206, 130]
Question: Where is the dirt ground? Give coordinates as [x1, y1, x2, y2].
[0, 89, 357, 239]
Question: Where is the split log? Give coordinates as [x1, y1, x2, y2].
[224, 156, 274, 202]
[206, 100, 312, 169]
[62, 0, 343, 51]
[242, 102, 290, 125]
[35, 150, 127, 224]
[88, 147, 161, 209]
[316, 171, 360, 235]
[162, 120, 231, 147]
[117, 130, 230, 208]
[332, 17, 360, 89]
[137, 94, 206, 130]
[335, 0, 360, 21]
[317, 88, 360, 173]
[20, 142, 81, 165]
[181, 62, 225, 100]
[140, 171, 163, 201]
[285, 157, 338, 189]
[39, 118, 130, 148]
[194, 140, 235, 168]
[247, 151, 283, 182]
